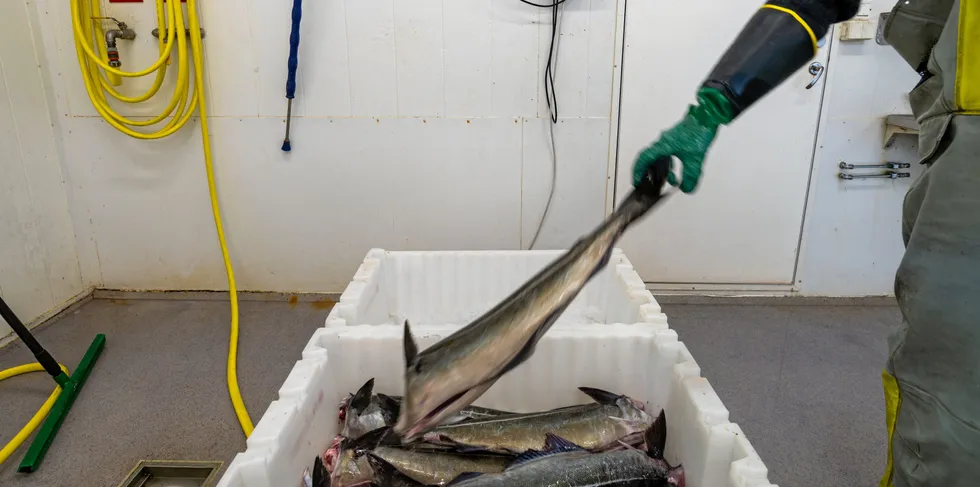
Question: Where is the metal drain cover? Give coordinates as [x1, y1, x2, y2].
[117, 460, 222, 487]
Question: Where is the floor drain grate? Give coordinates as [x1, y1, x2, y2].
[117, 460, 222, 487]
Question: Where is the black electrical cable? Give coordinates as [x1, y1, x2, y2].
[518, 0, 569, 7]
[527, 0, 563, 249]
[544, 1, 559, 123]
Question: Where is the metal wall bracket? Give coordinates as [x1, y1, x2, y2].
[876, 12, 890, 45]
[884, 114, 918, 148]
[839, 171, 910, 180]
[839, 161, 910, 170]
[151, 27, 206, 42]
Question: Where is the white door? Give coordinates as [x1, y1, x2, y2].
[615, 0, 830, 285]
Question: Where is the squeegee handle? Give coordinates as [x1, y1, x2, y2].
[0, 295, 65, 382]
[285, 0, 303, 99]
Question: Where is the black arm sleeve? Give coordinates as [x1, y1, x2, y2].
[703, 0, 862, 117]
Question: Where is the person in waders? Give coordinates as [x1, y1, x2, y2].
[630, 1, 980, 485]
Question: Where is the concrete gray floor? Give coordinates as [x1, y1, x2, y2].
[664, 301, 899, 487]
[0, 297, 900, 487]
[0, 297, 331, 487]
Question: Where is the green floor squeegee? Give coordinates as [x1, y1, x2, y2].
[0, 295, 104, 472]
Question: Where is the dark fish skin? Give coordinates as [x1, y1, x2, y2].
[444, 448, 678, 487]
[330, 426, 509, 487]
[441, 410, 685, 487]
[366, 453, 423, 487]
[417, 392, 652, 454]
[368, 447, 509, 486]
[395, 158, 671, 440]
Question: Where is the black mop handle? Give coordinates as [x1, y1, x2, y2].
[0, 295, 66, 381]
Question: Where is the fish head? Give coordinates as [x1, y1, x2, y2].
[392, 355, 470, 440]
[617, 396, 653, 425]
[323, 435, 345, 473]
[330, 428, 394, 487]
[393, 321, 490, 440]
[329, 446, 372, 487]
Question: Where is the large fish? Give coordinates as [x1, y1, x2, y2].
[417, 387, 653, 454]
[365, 436, 510, 485]
[394, 158, 671, 439]
[437, 410, 686, 487]
[340, 378, 515, 439]
[329, 427, 509, 487]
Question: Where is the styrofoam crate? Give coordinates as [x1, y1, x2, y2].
[217, 325, 775, 487]
[325, 249, 667, 328]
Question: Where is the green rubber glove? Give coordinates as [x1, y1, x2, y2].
[632, 87, 735, 193]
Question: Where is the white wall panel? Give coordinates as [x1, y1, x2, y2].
[490, 0, 539, 117]
[29, 0, 619, 294]
[201, 0, 259, 117]
[72, 117, 522, 292]
[346, 0, 399, 117]
[247, 0, 304, 118]
[521, 118, 610, 249]
[0, 0, 84, 335]
[302, 0, 353, 117]
[394, 0, 445, 117]
[444, 0, 492, 117]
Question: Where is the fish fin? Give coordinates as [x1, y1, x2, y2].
[312, 455, 330, 487]
[506, 435, 584, 470]
[645, 409, 667, 459]
[403, 320, 419, 366]
[544, 433, 586, 452]
[578, 386, 622, 405]
[349, 378, 375, 413]
[446, 472, 484, 485]
[351, 427, 392, 453]
[505, 449, 550, 470]
[366, 452, 413, 485]
[377, 393, 401, 419]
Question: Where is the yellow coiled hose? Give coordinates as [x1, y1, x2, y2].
[70, 0, 253, 436]
[0, 364, 69, 465]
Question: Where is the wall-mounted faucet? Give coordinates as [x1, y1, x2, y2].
[94, 17, 136, 67]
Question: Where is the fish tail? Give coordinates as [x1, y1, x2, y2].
[644, 410, 667, 460]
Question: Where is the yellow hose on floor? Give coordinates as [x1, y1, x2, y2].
[0, 364, 69, 465]
[70, 0, 253, 436]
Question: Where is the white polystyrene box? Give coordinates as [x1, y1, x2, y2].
[325, 249, 668, 329]
[217, 250, 775, 487]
